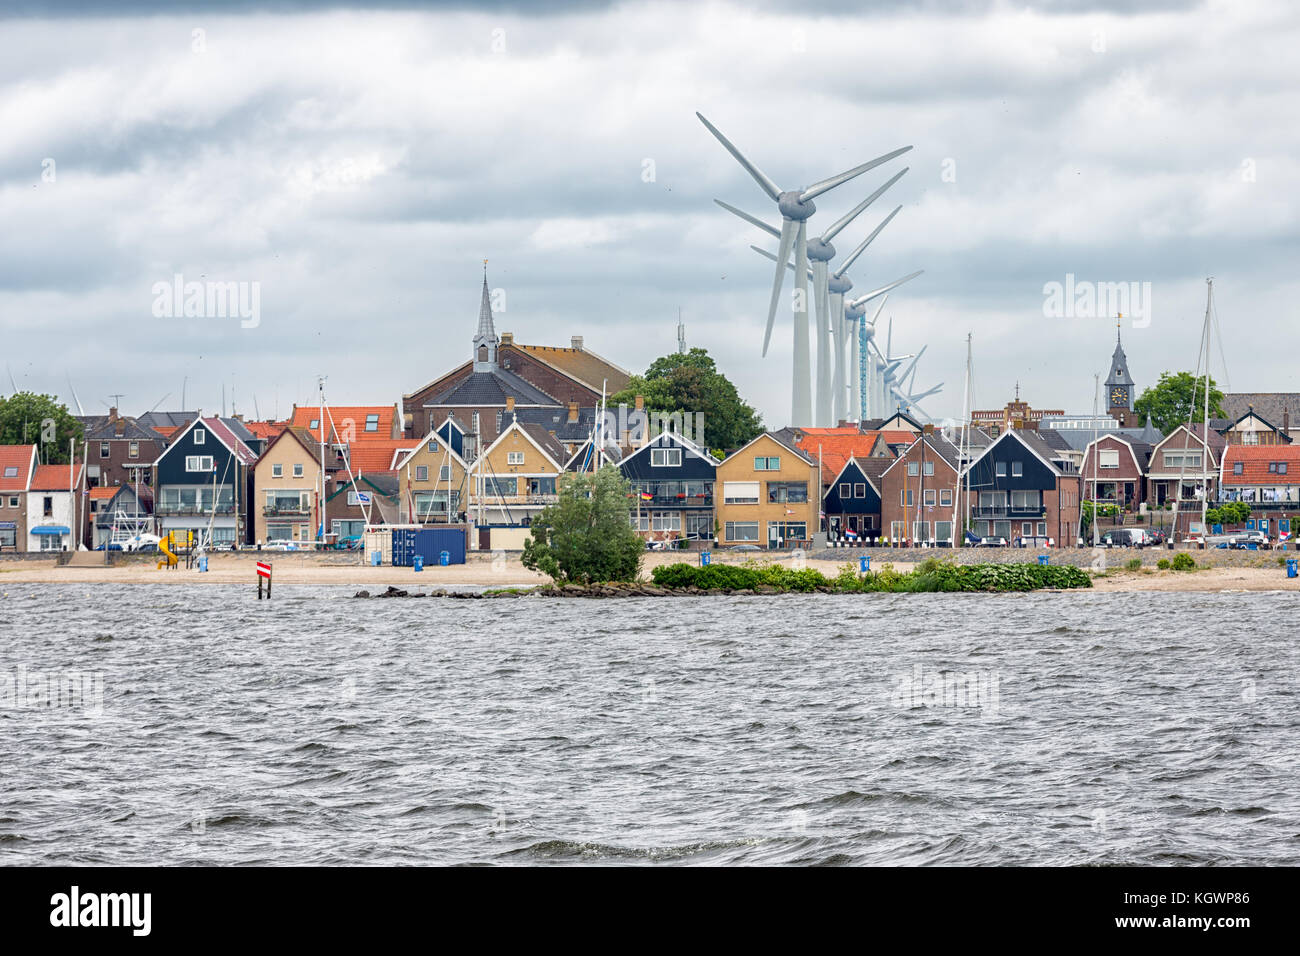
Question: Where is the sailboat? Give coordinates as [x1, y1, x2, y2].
[1167, 278, 1220, 547]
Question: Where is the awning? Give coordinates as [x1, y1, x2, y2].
[31, 525, 70, 535]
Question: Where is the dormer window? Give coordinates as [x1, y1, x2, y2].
[651, 448, 681, 467]
[365, 414, 379, 433]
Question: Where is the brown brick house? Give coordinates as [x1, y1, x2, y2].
[77, 409, 168, 492]
[879, 430, 964, 546]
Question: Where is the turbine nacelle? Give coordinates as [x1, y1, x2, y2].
[777, 192, 816, 219]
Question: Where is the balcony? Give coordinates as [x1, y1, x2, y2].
[635, 493, 714, 508]
[971, 506, 1046, 519]
[263, 505, 310, 516]
[156, 504, 235, 516]
[472, 494, 558, 507]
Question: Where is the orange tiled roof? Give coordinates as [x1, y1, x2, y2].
[89, 486, 120, 500]
[795, 432, 896, 484]
[243, 420, 288, 440]
[289, 405, 396, 443]
[346, 440, 416, 473]
[0, 445, 36, 491]
[154, 425, 181, 440]
[1221, 444, 1300, 484]
[30, 463, 83, 491]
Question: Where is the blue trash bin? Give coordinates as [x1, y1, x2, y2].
[1288, 558, 1297, 579]
[700, 551, 711, 566]
[413, 553, 424, 572]
[1037, 555, 1049, 566]
[859, 555, 871, 573]
[439, 550, 450, 567]
[370, 551, 382, 567]
[197, 555, 208, 572]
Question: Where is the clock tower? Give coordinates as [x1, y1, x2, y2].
[1104, 322, 1137, 427]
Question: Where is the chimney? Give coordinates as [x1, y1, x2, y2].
[567, 400, 579, 423]
[634, 394, 644, 411]
[506, 396, 515, 413]
[571, 335, 584, 350]
[500, 332, 514, 346]
[108, 406, 118, 421]
[923, 423, 935, 435]
[114, 418, 125, 436]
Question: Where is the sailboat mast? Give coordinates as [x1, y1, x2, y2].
[1201, 278, 1214, 536]
[955, 333, 970, 547]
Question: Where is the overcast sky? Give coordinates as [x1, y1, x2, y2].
[2, 0, 1297, 427]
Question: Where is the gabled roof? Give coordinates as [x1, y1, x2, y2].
[88, 485, 121, 501]
[880, 432, 964, 477]
[30, 463, 84, 491]
[79, 415, 166, 442]
[1219, 407, 1292, 442]
[1081, 433, 1151, 475]
[876, 411, 923, 433]
[289, 405, 398, 443]
[393, 427, 469, 474]
[154, 416, 258, 468]
[259, 426, 324, 467]
[1219, 444, 1300, 484]
[794, 432, 890, 484]
[1220, 393, 1300, 426]
[513, 341, 631, 395]
[962, 428, 1064, 477]
[723, 431, 817, 467]
[481, 419, 565, 473]
[346, 439, 417, 473]
[0, 445, 37, 492]
[828, 455, 886, 496]
[243, 420, 288, 441]
[1150, 423, 1227, 464]
[425, 366, 560, 409]
[137, 411, 200, 429]
[618, 429, 714, 468]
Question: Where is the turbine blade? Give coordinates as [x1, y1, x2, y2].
[834, 206, 903, 278]
[750, 244, 814, 280]
[851, 270, 924, 307]
[65, 373, 85, 416]
[715, 199, 781, 238]
[763, 219, 798, 356]
[800, 146, 912, 203]
[696, 112, 782, 202]
[821, 168, 907, 243]
[869, 296, 888, 325]
[898, 344, 927, 386]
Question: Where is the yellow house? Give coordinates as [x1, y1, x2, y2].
[252, 427, 323, 546]
[395, 427, 470, 524]
[714, 432, 820, 548]
[470, 418, 566, 528]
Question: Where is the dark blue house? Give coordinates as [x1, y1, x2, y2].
[618, 432, 716, 543]
[824, 457, 886, 543]
[153, 416, 259, 548]
[964, 429, 1080, 546]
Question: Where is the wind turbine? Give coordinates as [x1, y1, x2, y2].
[698, 111, 911, 425]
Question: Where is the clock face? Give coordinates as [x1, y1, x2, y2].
[1111, 387, 1127, 405]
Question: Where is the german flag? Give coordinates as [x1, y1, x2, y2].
[639, 491, 654, 500]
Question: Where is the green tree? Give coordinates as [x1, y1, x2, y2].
[609, 347, 762, 452]
[522, 466, 644, 583]
[0, 392, 83, 463]
[1133, 372, 1226, 436]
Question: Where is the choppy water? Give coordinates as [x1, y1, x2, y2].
[1, 584, 1296, 865]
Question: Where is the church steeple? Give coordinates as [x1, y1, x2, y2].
[473, 263, 497, 372]
[1104, 318, 1136, 425]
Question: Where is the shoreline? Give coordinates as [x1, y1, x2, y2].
[2, 551, 1297, 592]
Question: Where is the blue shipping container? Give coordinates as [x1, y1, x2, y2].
[391, 528, 467, 566]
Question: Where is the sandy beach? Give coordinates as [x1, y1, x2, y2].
[1, 550, 1297, 592]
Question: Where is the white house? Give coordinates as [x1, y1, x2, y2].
[25, 463, 84, 552]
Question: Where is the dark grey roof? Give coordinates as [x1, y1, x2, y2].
[78, 415, 167, 442]
[511, 405, 601, 443]
[1016, 428, 1073, 470]
[516, 422, 567, 466]
[856, 456, 893, 490]
[1035, 428, 1073, 453]
[426, 367, 558, 408]
[1220, 393, 1300, 425]
[765, 430, 817, 465]
[137, 411, 200, 429]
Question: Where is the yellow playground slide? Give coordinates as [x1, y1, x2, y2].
[156, 531, 191, 569]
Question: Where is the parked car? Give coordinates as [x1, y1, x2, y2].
[331, 535, 363, 551]
[1145, 528, 1167, 546]
[964, 531, 1008, 547]
[727, 544, 761, 552]
[262, 540, 302, 551]
[1229, 530, 1271, 550]
[1012, 535, 1055, 549]
[120, 533, 161, 552]
[1099, 529, 1143, 548]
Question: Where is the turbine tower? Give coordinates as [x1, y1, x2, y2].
[697, 111, 911, 426]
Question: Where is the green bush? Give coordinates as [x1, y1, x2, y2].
[1157, 558, 1171, 570]
[1126, 558, 1142, 571]
[650, 558, 1091, 593]
[1171, 552, 1197, 571]
[522, 467, 644, 583]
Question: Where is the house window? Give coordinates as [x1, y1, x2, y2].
[767, 482, 808, 503]
[839, 483, 851, 498]
[723, 481, 760, 504]
[100, 442, 110, 459]
[912, 521, 929, 542]
[1099, 450, 1120, 469]
[923, 461, 934, 476]
[185, 456, 214, 472]
[293, 463, 304, 478]
[685, 512, 713, 537]
[439, 465, 452, 481]
[1022, 522, 1034, 536]
[193, 429, 205, 445]
[427, 440, 439, 452]
[1011, 490, 1041, 510]
[266, 524, 293, 541]
[854, 483, 866, 498]
[1163, 452, 1202, 469]
[272, 463, 283, 477]
[907, 462, 919, 476]
[923, 489, 936, 506]
[1233, 462, 1244, 475]
[1037, 522, 1047, 536]
[890, 520, 905, 542]
[940, 489, 953, 507]
[7, 496, 16, 507]
[651, 448, 682, 467]
[1268, 462, 1277, 473]
[901, 489, 914, 506]
[128, 442, 139, 459]
[43, 496, 53, 517]
[365, 414, 380, 432]
[415, 465, 429, 481]
[996, 462, 1007, 477]
[651, 511, 682, 532]
[936, 521, 953, 543]
[1012, 461, 1023, 477]
[507, 451, 525, 465]
[724, 521, 759, 542]
[1280, 463, 1289, 475]
[754, 456, 780, 471]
